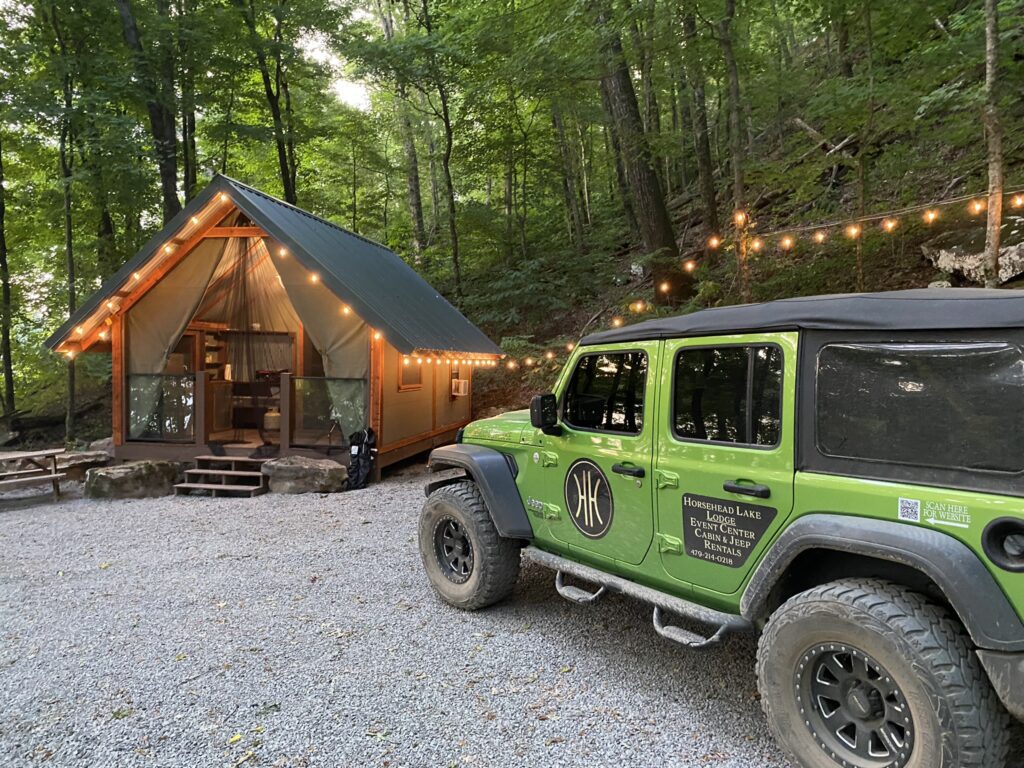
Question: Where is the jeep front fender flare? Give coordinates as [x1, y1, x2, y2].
[425, 444, 533, 540]
[741, 513, 1024, 653]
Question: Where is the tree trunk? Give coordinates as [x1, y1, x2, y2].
[0, 134, 15, 418]
[681, 11, 719, 234]
[718, 0, 745, 214]
[234, 0, 297, 204]
[833, 0, 854, 78]
[177, 0, 197, 200]
[599, 82, 640, 239]
[438, 87, 462, 300]
[553, 103, 586, 254]
[983, 0, 1003, 287]
[594, 1, 689, 301]
[114, 0, 181, 223]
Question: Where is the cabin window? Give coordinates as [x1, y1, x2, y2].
[563, 351, 647, 434]
[399, 357, 422, 391]
[816, 342, 1024, 472]
[673, 345, 783, 446]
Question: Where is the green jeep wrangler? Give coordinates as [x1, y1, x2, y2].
[418, 288, 1024, 768]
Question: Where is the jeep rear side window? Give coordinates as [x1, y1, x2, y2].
[673, 345, 783, 446]
[563, 352, 647, 434]
[817, 343, 1024, 472]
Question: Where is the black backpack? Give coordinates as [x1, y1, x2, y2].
[346, 427, 377, 490]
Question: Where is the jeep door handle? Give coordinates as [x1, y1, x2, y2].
[612, 463, 645, 479]
[723, 480, 771, 499]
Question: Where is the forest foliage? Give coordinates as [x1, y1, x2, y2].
[0, 0, 1021, 436]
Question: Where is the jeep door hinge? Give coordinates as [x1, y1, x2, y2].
[656, 533, 683, 554]
[540, 451, 559, 468]
[654, 470, 679, 489]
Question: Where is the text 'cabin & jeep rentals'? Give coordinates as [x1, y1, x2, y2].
[419, 288, 1024, 768]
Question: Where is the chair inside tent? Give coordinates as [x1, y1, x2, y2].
[124, 211, 369, 456]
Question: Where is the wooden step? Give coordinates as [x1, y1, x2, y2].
[173, 482, 266, 497]
[194, 455, 268, 465]
[0, 473, 67, 491]
[185, 468, 264, 479]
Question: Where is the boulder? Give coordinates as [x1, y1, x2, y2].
[261, 455, 348, 494]
[85, 461, 180, 499]
[55, 450, 111, 482]
[921, 223, 1024, 285]
[88, 437, 115, 456]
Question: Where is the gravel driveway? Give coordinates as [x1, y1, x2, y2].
[2, 466, 794, 767]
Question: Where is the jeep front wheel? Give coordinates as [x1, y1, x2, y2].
[418, 481, 521, 610]
[757, 578, 1009, 768]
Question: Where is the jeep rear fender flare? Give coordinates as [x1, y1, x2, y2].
[426, 444, 533, 540]
[741, 513, 1024, 653]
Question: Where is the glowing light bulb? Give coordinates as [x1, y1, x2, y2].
[813, 231, 827, 244]
[882, 218, 898, 232]
[659, 281, 671, 293]
[923, 209, 939, 224]
[279, 248, 288, 257]
[309, 273, 319, 283]
[751, 238, 763, 252]
[845, 224, 861, 239]
[733, 211, 747, 227]
[98, 330, 108, 341]
[507, 361, 517, 369]
[164, 245, 174, 254]
[611, 317, 623, 328]
[566, 342, 575, 351]
[75, 326, 85, 336]
[219, 192, 229, 202]
[403, 357, 410, 366]
[708, 236, 721, 249]
[190, 216, 200, 225]
[416, 358, 423, 365]
[373, 331, 382, 341]
[341, 305, 351, 315]
[545, 351, 555, 360]
[970, 199, 985, 215]
[132, 272, 142, 281]
[525, 357, 534, 367]
[684, 260, 697, 272]
[1012, 194, 1024, 209]
[779, 236, 794, 251]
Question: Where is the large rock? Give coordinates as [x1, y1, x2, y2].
[921, 223, 1024, 285]
[88, 437, 115, 456]
[261, 455, 348, 494]
[85, 461, 180, 499]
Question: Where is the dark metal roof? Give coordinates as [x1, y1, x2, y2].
[581, 288, 1024, 346]
[47, 175, 501, 356]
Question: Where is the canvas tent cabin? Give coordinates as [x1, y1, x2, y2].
[45, 175, 502, 471]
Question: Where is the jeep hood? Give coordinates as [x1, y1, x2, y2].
[463, 409, 530, 444]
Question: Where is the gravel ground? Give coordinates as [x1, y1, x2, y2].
[0, 465, 894, 768]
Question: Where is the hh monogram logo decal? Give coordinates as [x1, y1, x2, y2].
[564, 460, 614, 539]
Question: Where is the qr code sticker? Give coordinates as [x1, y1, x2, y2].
[898, 497, 921, 522]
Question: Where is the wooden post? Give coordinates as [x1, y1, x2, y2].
[194, 371, 208, 447]
[111, 315, 124, 446]
[280, 372, 291, 453]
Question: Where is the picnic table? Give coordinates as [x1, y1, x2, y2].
[0, 448, 67, 500]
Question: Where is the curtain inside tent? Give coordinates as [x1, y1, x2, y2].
[267, 243, 370, 437]
[126, 237, 226, 439]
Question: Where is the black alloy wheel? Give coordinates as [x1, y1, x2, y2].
[434, 516, 474, 584]
[797, 642, 914, 768]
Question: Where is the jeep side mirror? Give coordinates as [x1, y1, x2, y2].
[530, 393, 561, 435]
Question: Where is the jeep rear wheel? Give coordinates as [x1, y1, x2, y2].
[757, 578, 1009, 768]
[418, 481, 521, 610]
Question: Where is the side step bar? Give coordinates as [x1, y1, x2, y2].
[524, 546, 751, 650]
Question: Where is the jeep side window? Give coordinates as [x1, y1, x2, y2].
[563, 351, 647, 434]
[673, 345, 783, 446]
[817, 342, 1024, 472]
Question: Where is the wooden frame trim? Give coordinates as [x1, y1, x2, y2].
[369, 334, 384, 441]
[112, 314, 125, 446]
[397, 356, 423, 392]
[202, 226, 267, 238]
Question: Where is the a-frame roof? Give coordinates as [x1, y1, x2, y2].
[46, 175, 501, 356]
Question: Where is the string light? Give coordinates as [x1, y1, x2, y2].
[190, 216, 200, 225]
[132, 271, 142, 281]
[779, 236, 794, 251]
[631, 300, 645, 313]
[882, 218, 898, 232]
[98, 330, 108, 341]
[708, 235, 721, 249]
[403, 357, 410, 366]
[279, 248, 288, 257]
[969, 199, 986, 215]
[566, 342, 575, 351]
[75, 326, 85, 336]
[309, 273, 320, 283]
[684, 260, 697, 272]
[659, 281, 670, 293]
[845, 224, 861, 239]
[751, 238, 763, 252]
[924, 209, 939, 224]
[733, 211, 747, 227]
[525, 357, 535, 367]
[341, 305, 351, 315]
[813, 230, 827, 244]
[219, 193, 229, 202]
[611, 317, 623, 328]
[163, 244, 174, 254]
[507, 361, 517, 369]
[1013, 195, 1024, 208]
[373, 331, 382, 340]
[416, 357, 423, 365]
[545, 351, 555, 360]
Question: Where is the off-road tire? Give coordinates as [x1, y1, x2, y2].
[419, 481, 521, 610]
[757, 578, 1009, 768]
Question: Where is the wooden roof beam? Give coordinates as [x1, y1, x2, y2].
[202, 226, 267, 238]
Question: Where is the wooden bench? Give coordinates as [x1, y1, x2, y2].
[0, 448, 67, 501]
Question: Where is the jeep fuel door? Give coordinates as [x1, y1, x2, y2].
[654, 332, 797, 596]
[544, 343, 660, 566]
